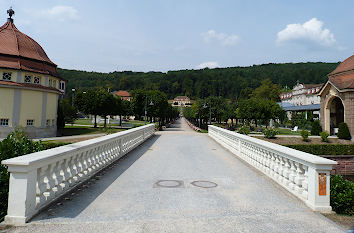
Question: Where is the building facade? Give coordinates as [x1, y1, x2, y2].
[112, 90, 132, 101]
[319, 55, 354, 136]
[280, 82, 323, 120]
[0, 11, 65, 138]
[169, 96, 191, 107]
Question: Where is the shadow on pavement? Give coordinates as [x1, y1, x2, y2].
[32, 135, 161, 221]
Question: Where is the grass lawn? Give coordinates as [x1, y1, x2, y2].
[59, 125, 125, 136]
[73, 119, 146, 128]
[275, 128, 300, 135]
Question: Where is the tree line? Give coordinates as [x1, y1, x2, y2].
[183, 79, 284, 129]
[58, 62, 338, 100]
[57, 88, 179, 128]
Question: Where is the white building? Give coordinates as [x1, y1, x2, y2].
[280, 82, 323, 120]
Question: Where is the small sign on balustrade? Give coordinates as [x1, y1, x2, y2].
[318, 173, 326, 196]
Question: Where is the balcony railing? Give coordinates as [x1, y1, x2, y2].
[2, 124, 155, 225]
[208, 125, 336, 212]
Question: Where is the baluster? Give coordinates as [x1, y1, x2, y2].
[288, 160, 297, 190]
[67, 156, 76, 187]
[277, 156, 285, 183]
[301, 165, 309, 199]
[36, 166, 47, 208]
[52, 161, 63, 197]
[43, 164, 55, 202]
[282, 158, 291, 187]
[294, 162, 305, 196]
[59, 158, 70, 191]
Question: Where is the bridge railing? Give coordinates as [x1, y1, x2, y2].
[2, 124, 155, 225]
[208, 125, 336, 212]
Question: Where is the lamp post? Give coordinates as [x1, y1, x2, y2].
[71, 88, 76, 106]
[203, 103, 207, 127]
[149, 100, 154, 123]
[209, 102, 212, 125]
[144, 97, 154, 125]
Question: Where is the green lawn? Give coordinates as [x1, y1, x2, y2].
[59, 125, 125, 136]
[275, 128, 301, 135]
[73, 119, 146, 128]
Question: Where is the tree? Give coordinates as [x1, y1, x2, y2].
[251, 78, 281, 102]
[57, 99, 77, 129]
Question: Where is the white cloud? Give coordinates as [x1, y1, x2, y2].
[30, 6, 79, 22]
[196, 61, 219, 69]
[277, 18, 336, 47]
[202, 30, 239, 46]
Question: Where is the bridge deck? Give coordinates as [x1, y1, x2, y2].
[9, 119, 344, 233]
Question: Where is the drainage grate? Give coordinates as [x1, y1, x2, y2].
[191, 180, 217, 188]
[154, 180, 184, 188]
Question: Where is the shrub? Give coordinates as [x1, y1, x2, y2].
[285, 144, 354, 155]
[238, 125, 250, 135]
[0, 129, 45, 221]
[311, 120, 322, 136]
[300, 129, 310, 142]
[320, 131, 330, 142]
[337, 122, 351, 140]
[330, 175, 354, 215]
[263, 128, 278, 139]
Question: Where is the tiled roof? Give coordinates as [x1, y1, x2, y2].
[113, 90, 131, 97]
[327, 55, 354, 90]
[0, 80, 60, 92]
[329, 55, 354, 76]
[0, 21, 60, 78]
[329, 72, 354, 90]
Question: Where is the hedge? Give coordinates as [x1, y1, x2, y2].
[330, 175, 354, 215]
[285, 144, 354, 155]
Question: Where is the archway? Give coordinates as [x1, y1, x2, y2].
[329, 97, 344, 135]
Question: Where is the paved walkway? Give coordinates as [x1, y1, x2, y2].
[8, 119, 344, 233]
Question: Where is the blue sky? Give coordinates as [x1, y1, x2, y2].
[1, 0, 353, 72]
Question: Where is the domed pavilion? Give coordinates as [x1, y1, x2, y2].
[0, 8, 65, 138]
[319, 55, 354, 137]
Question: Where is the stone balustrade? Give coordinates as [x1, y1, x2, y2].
[2, 124, 155, 225]
[208, 125, 337, 212]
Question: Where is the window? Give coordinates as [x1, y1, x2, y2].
[46, 119, 50, 127]
[24, 75, 32, 83]
[26, 119, 34, 126]
[53, 80, 56, 88]
[52, 119, 55, 126]
[0, 119, 9, 126]
[60, 81, 65, 90]
[49, 79, 52, 87]
[2, 72, 12, 81]
[34, 76, 40, 84]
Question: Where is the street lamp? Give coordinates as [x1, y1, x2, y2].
[149, 100, 154, 123]
[144, 97, 154, 125]
[203, 103, 207, 127]
[71, 88, 76, 106]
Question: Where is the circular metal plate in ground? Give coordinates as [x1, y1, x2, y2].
[155, 180, 184, 188]
[191, 180, 217, 188]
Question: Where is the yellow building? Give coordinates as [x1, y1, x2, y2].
[0, 9, 65, 138]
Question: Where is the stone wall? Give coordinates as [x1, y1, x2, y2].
[323, 155, 354, 176]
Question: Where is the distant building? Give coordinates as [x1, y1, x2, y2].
[113, 90, 132, 101]
[280, 82, 323, 120]
[319, 55, 354, 136]
[169, 96, 192, 107]
[0, 10, 65, 138]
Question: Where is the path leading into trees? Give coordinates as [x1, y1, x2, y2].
[8, 119, 344, 233]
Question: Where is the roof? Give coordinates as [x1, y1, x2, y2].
[326, 55, 354, 91]
[0, 20, 60, 78]
[174, 96, 190, 100]
[303, 84, 323, 89]
[0, 80, 60, 92]
[113, 90, 131, 97]
[329, 55, 354, 76]
[329, 72, 354, 90]
[282, 104, 320, 111]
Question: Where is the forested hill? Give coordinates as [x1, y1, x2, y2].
[58, 62, 339, 100]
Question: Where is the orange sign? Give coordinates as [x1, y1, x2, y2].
[319, 173, 326, 196]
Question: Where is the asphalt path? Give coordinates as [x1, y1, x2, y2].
[8, 118, 345, 233]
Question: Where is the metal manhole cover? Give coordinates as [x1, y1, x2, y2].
[154, 180, 184, 188]
[191, 180, 217, 188]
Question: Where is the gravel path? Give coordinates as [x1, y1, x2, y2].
[7, 118, 345, 233]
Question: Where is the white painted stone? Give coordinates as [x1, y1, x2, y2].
[1, 124, 155, 225]
[208, 125, 336, 212]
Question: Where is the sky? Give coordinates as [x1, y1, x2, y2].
[1, 0, 353, 72]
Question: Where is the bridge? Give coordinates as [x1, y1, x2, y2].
[2, 119, 344, 232]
